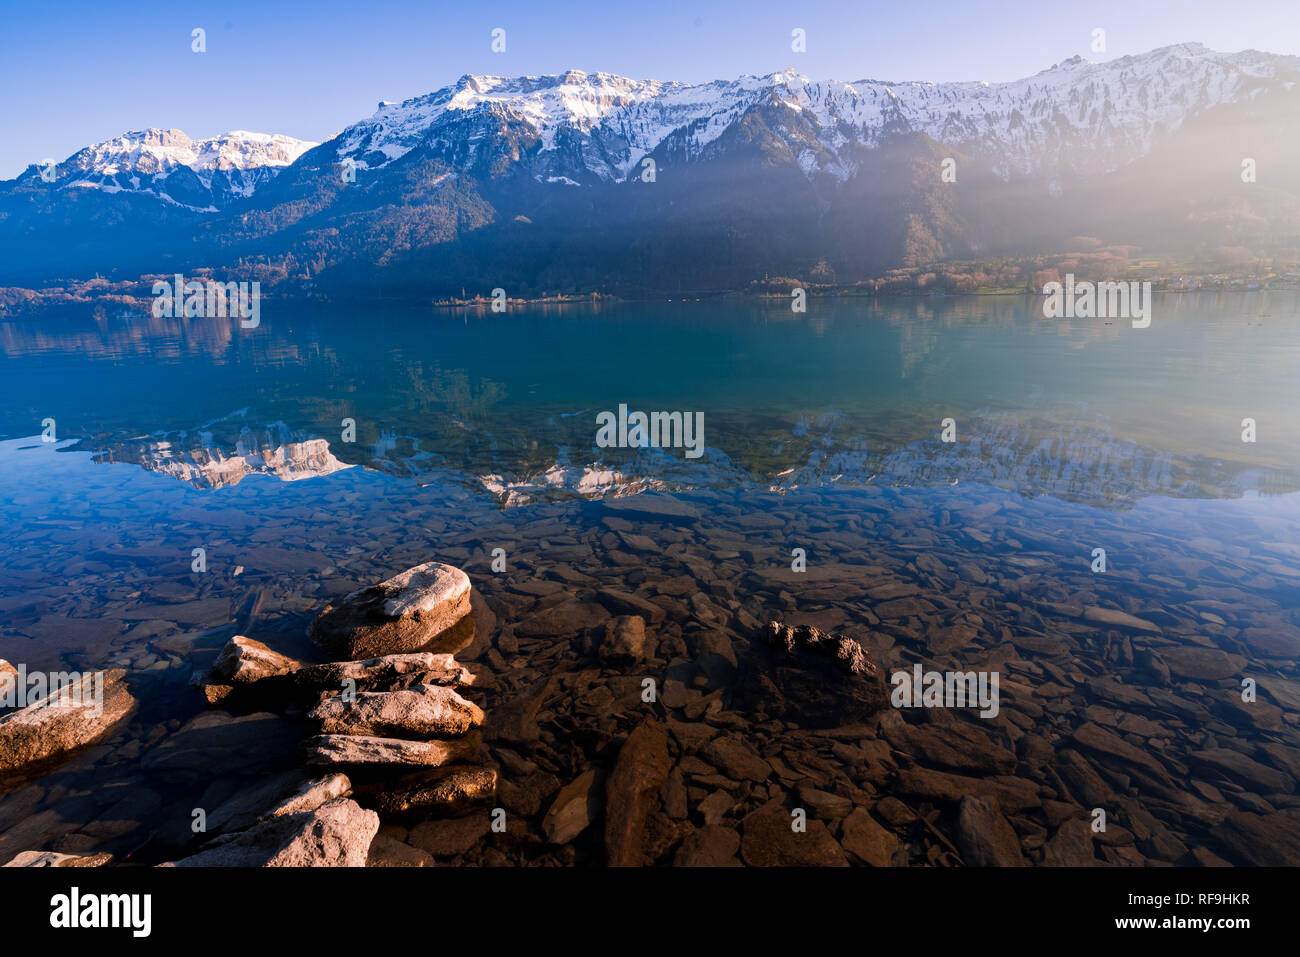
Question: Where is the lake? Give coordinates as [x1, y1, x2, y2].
[1, 292, 1298, 866]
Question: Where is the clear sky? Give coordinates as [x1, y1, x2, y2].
[3, 0, 1298, 179]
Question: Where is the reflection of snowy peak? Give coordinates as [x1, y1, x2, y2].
[53, 128, 316, 210]
[95, 434, 352, 489]
[334, 44, 1297, 182]
[767, 411, 1264, 506]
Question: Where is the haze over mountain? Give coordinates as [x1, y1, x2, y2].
[3, 42, 1297, 296]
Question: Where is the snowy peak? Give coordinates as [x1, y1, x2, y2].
[334, 43, 1299, 183]
[49, 128, 317, 210]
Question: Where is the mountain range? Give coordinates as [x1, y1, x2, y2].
[3, 42, 1298, 297]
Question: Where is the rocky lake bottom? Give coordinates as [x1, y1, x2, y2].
[0, 441, 1297, 866]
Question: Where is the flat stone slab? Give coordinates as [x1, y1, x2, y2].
[372, 766, 498, 820]
[1083, 605, 1162, 634]
[309, 684, 484, 739]
[296, 653, 471, 690]
[305, 732, 481, 768]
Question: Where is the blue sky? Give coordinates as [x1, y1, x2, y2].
[3, 0, 1298, 179]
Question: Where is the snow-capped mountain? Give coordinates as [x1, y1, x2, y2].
[333, 43, 1298, 184]
[2, 43, 1297, 292]
[45, 128, 317, 210]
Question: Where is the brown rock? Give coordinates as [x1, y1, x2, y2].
[600, 616, 648, 665]
[1083, 606, 1161, 634]
[1216, 810, 1300, 865]
[893, 768, 1041, 812]
[373, 766, 498, 820]
[1071, 722, 1168, 778]
[295, 653, 471, 692]
[366, 834, 435, 867]
[515, 599, 609, 639]
[702, 736, 772, 783]
[1041, 817, 1101, 866]
[485, 677, 552, 744]
[1159, 647, 1243, 681]
[596, 589, 667, 624]
[604, 720, 673, 866]
[3, 851, 112, 867]
[674, 825, 742, 866]
[170, 797, 379, 867]
[796, 785, 854, 820]
[1191, 748, 1293, 794]
[408, 812, 491, 858]
[839, 808, 899, 866]
[543, 768, 605, 843]
[740, 801, 849, 867]
[955, 796, 1027, 866]
[735, 621, 888, 728]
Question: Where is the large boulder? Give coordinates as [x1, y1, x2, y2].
[309, 562, 474, 660]
[733, 622, 887, 728]
[167, 797, 378, 867]
[0, 669, 136, 779]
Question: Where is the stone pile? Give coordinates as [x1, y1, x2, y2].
[168, 560, 496, 867]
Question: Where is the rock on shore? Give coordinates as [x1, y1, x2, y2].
[309, 562, 473, 660]
[0, 670, 136, 779]
[168, 797, 379, 867]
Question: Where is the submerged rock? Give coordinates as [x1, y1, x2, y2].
[740, 800, 850, 867]
[733, 621, 887, 728]
[0, 669, 137, 779]
[604, 720, 672, 866]
[955, 796, 1027, 866]
[599, 616, 647, 665]
[543, 768, 605, 844]
[310, 562, 473, 660]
